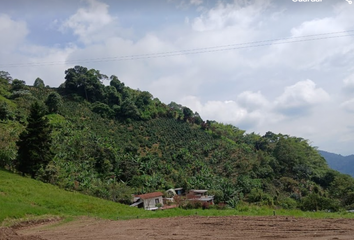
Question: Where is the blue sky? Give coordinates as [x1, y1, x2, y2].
[1, 0, 354, 155]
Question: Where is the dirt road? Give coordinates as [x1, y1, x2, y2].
[4, 215, 354, 240]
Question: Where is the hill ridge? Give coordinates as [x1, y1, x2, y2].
[1, 66, 354, 213]
[319, 150, 354, 177]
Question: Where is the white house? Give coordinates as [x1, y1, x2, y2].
[130, 192, 164, 210]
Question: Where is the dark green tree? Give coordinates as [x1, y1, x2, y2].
[0, 102, 14, 120]
[11, 79, 26, 92]
[183, 107, 193, 121]
[135, 91, 152, 108]
[91, 101, 114, 118]
[105, 85, 121, 106]
[0, 71, 12, 81]
[64, 66, 106, 102]
[17, 101, 53, 177]
[120, 98, 140, 119]
[45, 92, 62, 113]
[193, 112, 203, 125]
[110, 75, 125, 93]
[33, 77, 45, 88]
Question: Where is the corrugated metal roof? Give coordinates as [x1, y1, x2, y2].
[190, 189, 208, 194]
[137, 192, 163, 199]
[130, 200, 143, 207]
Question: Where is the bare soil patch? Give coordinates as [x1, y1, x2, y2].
[9, 216, 354, 240]
[0, 227, 44, 240]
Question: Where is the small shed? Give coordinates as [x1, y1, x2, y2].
[131, 192, 164, 210]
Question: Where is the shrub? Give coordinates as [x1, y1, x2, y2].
[182, 201, 194, 209]
[181, 200, 204, 209]
[247, 188, 273, 206]
[216, 202, 227, 210]
[192, 200, 202, 209]
[344, 192, 354, 206]
[235, 201, 250, 212]
[202, 202, 210, 210]
[227, 196, 239, 209]
[301, 193, 340, 212]
[261, 193, 274, 206]
[278, 197, 297, 209]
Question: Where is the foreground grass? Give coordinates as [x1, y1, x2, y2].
[1, 169, 354, 225]
[0, 168, 149, 223]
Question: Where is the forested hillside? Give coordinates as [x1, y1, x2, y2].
[1, 67, 354, 212]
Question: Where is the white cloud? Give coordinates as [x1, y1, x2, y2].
[0, 14, 74, 86]
[57, 0, 270, 95]
[275, 80, 330, 116]
[180, 80, 332, 132]
[3, 44, 75, 87]
[262, 1, 354, 70]
[192, 0, 270, 32]
[190, 0, 203, 6]
[180, 90, 280, 130]
[169, 0, 203, 10]
[180, 96, 258, 129]
[60, 0, 117, 44]
[0, 14, 28, 53]
[343, 74, 354, 95]
[341, 99, 354, 113]
[333, 2, 354, 29]
[0, 14, 72, 87]
[237, 91, 269, 111]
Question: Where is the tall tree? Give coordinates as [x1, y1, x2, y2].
[0, 71, 12, 83]
[64, 66, 106, 102]
[110, 75, 125, 93]
[182, 107, 193, 122]
[17, 101, 53, 177]
[45, 92, 62, 113]
[33, 77, 45, 88]
[105, 85, 121, 106]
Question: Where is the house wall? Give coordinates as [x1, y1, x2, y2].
[143, 196, 163, 210]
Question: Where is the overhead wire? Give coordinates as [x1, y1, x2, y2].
[0, 30, 353, 68]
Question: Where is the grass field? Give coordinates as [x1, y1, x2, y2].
[1, 168, 354, 226]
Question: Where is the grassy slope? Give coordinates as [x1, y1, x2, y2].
[0, 168, 151, 222]
[2, 169, 354, 225]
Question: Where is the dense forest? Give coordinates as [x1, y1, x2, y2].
[1, 66, 354, 211]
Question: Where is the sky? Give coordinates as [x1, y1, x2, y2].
[0, 0, 353, 155]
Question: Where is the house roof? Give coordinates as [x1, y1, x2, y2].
[137, 192, 163, 199]
[130, 200, 143, 207]
[190, 189, 208, 194]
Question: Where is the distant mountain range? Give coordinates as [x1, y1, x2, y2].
[319, 150, 354, 177]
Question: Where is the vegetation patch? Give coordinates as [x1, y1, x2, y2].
[1, 67, 354, 223]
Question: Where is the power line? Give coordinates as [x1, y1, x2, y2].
[1, 30, 353, 68]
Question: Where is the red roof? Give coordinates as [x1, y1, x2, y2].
[137, 192, 163, 199]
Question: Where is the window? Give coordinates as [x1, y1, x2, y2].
[155, 198, 160, 204]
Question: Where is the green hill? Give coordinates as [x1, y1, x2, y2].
[0, 168, 147, 223]
[1, 67, 354, 216]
